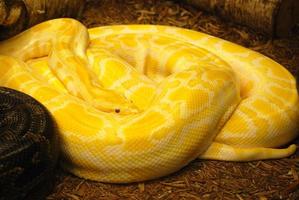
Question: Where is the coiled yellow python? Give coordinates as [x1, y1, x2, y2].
[0, 18, 298, 183]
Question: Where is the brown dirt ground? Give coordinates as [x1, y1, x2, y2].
[45, 0, 299, 199]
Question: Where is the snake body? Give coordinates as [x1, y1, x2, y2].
[0, 18, 298, 183]
[0, 87, 57, 199]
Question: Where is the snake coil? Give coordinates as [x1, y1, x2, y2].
[0, 19, 298, 183]
[0, 87, 58, 200]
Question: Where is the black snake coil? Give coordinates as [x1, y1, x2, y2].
[0, 87, 58, 200]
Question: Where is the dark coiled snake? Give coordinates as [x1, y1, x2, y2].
[0, 87, 58, 200]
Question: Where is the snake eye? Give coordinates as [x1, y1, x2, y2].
[115, 109, 120, 113]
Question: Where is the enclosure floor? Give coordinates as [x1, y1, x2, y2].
[45, 0, 299, 199]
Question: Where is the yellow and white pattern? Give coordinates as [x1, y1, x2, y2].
[0, 18, 298, 183]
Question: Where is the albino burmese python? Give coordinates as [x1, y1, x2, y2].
[0, 18, 298, 183]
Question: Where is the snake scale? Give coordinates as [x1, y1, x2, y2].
[0, 18, 298, 183]
[0, 87, 57, 199]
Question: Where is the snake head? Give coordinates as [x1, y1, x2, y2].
[92, 96, 139, 115]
